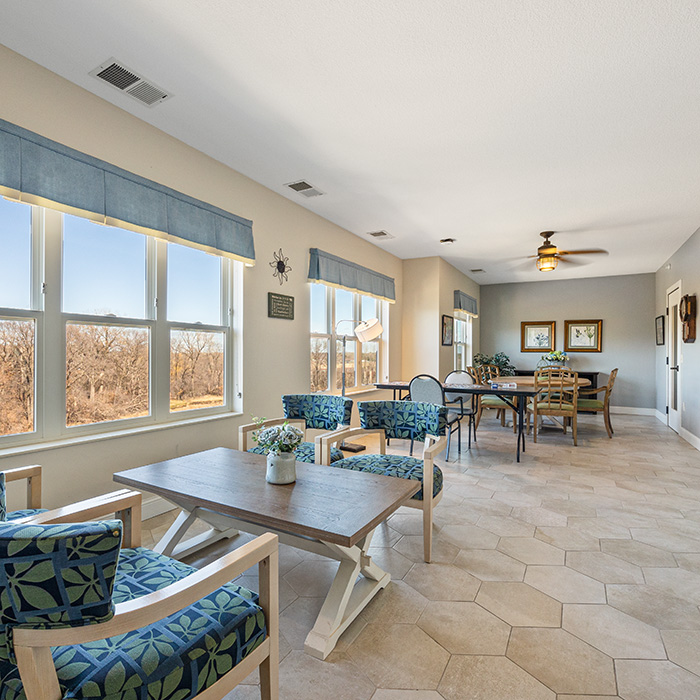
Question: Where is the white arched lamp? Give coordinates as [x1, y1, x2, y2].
[335, 317, 383, 452]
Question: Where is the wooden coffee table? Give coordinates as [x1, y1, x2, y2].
[114, 447, 419, 660]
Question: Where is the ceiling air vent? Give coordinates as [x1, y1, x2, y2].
[89, 58, 172, 107]
[366, 230, 395, 240]
[470, 268, 485, 273]
[285, 180, 325, 197]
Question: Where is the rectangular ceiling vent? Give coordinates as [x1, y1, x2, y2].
[366, 230, 395, 240]
[470, 268, 485, 273]
[89, 58, 172, 107]
[285, 180, 325, 197]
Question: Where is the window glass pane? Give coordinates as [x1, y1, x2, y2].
[0, 199, 32, 310]
[170, 329, 224, 411]
[168, 244, 222, 325]
[361, 341, 378, 385]
[336, 339, 355, 391]
[66, 323, 149, 426]
[335, 289, 354, 333]
[0, 318, 35, 435]
[63, 215, 147, 318]
[310, 284, 328, 333]
[310, 337, 329, 392]
[361, 295, 377, 322]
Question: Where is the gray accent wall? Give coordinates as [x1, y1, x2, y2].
[656, 226, 700, 440]
[480, 273, 656, 409]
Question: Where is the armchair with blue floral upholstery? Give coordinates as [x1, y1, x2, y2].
[239, 393, 353, 464]
[317, 400, 447, 563]
[0, 466, 46, 521]
[0, 489, 279, 700]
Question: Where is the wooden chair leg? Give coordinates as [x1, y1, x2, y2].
[499, 409, 506, 427]
[423, 497, 433, 563]
[572, 411, 577, 446]
[533, 410, 538, 443]
[604, 407, 613, 438]
[512, 409, 517, 433]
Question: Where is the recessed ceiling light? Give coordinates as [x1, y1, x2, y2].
[440, 238, 456, 245]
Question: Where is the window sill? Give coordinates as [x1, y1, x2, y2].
[0, 411, 241, 458]
[331, 387, 382, 397]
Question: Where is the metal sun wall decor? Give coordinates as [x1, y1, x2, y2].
[270, 248, 291, 284]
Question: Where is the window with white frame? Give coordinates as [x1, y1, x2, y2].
[310, 283, 385, 393]
[0, 198, 237, 444]
[454, 315, 473, 370]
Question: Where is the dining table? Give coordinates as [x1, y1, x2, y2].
[374, 374, 591, 462]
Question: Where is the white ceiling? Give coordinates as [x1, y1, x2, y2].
[2, 0, 700, 284]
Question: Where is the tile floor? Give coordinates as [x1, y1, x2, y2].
[142, 414, 700, 699]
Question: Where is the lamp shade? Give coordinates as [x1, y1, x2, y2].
[536, 255, 558, 272]
[354, 318, 383, 342]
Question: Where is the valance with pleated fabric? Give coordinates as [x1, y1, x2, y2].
[308, 248, 396, 302]
[0, 118, 255, 263]
[454, 290, 478, 317]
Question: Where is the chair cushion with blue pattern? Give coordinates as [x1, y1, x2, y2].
[331, 454, 443, 501]
[358, 401, 447, 441]
[282, 394, 353, 430]
[0, 527, 266, 700]
[248, 441, 344, 463]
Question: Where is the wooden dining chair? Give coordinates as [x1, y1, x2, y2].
[577, 368, 618, 438]
[527, 368, 579, 446]
[0, 465, 45, 521]
[475, 364, 516, 431]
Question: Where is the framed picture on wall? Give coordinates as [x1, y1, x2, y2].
[655, 315, 665, 346]
[521, 321, 555, 352]
[441, 314, 454, 346]
[565, 319, 603, 352]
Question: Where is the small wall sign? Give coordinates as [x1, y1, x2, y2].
[268, 292, 294, 320]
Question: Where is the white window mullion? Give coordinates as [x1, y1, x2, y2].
[153, 239, 170, 423]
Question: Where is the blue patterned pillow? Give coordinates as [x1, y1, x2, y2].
[248, 441, 344, 463]
[282, 394, 352, 430]
[358, 401, 447, 440]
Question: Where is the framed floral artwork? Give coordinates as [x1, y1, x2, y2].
[565, 319, 603, 352]
[521, 321, 555, 352]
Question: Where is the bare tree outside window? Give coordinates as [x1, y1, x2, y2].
[310, 337, 329, 393]
[170, 330, 224, 411]
[0, 319, 35, 436]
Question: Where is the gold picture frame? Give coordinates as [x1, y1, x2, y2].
[564, 319, 603, 352]
[521, 321, 555, 352]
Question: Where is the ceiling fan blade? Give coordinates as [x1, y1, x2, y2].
[557, 256, 587, 265]
[557, 248, 608, 256]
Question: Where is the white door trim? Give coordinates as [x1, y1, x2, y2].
[666, 280, 682, 433]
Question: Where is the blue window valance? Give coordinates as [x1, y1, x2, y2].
[454, 290, 478, 317]
[308, 248, 395, 302]
[0, 119, 255, 264]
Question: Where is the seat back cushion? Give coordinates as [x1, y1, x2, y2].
[282, 394, 352, 430]
[0, 473, 5, 522]
[408, 375, 444, 406]
[358, 401, 446, 441]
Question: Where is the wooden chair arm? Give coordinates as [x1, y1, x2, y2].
[578, 385, 607, 396]
[238, 417, 305, 451]
[16, 490, 143, 548]
[14, 531, 278, 648]
[3, 465, 42, 509]
[423, 434, 448, 461]
[316, 428, 386, 465]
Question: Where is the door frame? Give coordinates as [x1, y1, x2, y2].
[666, 280, 682, 433]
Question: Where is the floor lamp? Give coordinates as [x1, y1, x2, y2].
[337, 317, 383, 452]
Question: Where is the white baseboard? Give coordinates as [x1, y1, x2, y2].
[142, 494, 177, 521]
[680, 427, 700, 452]
[609, 406, 656, 416]
[655, 410, 667, 424]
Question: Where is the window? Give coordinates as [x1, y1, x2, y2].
[0, 202, 238, 446]
[454, 316, 473, 370]
[310, 283, 385, 393]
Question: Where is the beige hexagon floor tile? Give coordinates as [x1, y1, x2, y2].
[477, 514, 536, 537]
[392, 534, 459, 564]
[660, 630, 700, 675]
[507, 628, 616, 695]
[403, 562, 480, 601]
[600, 538, 678, 567]
[284, 560, 339, 597]
[417, 601, 511, 654]
[510, 506, 569, 527]
[524, 565, 606, 603]
[562, 604, 666, 658]
[475, 581, 561, 627]
[535, 527, 601, 551]
[439, 523, 500, 549]
[359, 580, 429, 626]
[438, 655, 555, 700]
[615, 659, 700, 700]
[565, 551, 645, 584]
[370, 692, 443, 700]
[347, 623, 449, 690]
[498, 536, 565, 565]
[606, 584, 700, 629]
[454, 549, 527, 581]
[366, 547, 414, 579]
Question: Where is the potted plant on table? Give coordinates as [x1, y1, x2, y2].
[252, 419, 304, 484]
[537, 350, 569, 369]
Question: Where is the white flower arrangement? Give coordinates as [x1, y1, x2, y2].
[252, 419, 304, 455]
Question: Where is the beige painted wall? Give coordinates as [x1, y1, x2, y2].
[0, 46, 403, 508]
[402, 257, 480, 380]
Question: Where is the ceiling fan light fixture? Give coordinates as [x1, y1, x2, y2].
[536, 255, 558, 272]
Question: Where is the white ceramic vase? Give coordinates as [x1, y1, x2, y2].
[266, 451, 297, 484]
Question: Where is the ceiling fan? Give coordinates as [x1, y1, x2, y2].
[531, 231, 607, 272]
